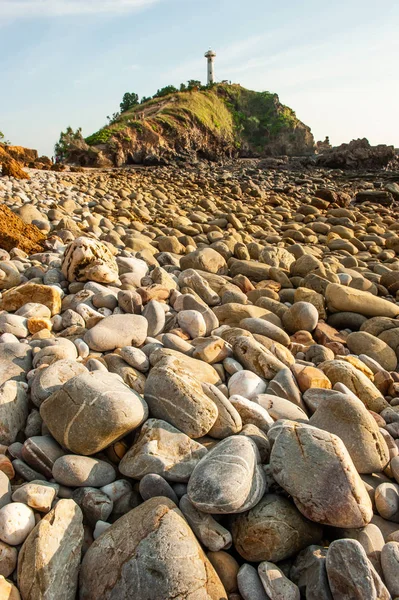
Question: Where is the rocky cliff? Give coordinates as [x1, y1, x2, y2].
[66, 84, 315, 167]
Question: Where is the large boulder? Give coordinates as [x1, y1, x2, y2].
[40, 372, 148, 455]
[79, 497, 227, 599]
[17, 500, 84, 600]
[309, 393, 390, 473]
[270, 422, 373, 528]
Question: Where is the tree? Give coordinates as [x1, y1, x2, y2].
[106, 112, 120, 124]
[120, 92, 139, 113]
[179, 83, 187, 92]
[140, 96, 151, 104]
[54, 127, 84, 162]
[153, 85, 178, 98]
[187, 79, 201, 91]
[0, 130, 10, 145]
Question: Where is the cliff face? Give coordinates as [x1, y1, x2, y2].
[67, 84, 315, 167]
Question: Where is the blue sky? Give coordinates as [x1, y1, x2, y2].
[1, 0, 398, 156]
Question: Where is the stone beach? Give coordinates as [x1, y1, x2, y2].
[0, 160, 398, 598]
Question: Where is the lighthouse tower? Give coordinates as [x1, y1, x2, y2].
[204, 49, 216, 85]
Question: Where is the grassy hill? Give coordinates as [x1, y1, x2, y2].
[67, 84, 314, 166]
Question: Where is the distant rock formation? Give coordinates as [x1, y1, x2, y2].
[316, 138, 397, 170]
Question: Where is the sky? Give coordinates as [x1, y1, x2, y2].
[0, 0, 398, 157]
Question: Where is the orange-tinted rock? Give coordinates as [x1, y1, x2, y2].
[292, 364, 332, 393]
[0, 205, 45, 253]
[0, 283, 61, 316]
[314, 322, 346, 346]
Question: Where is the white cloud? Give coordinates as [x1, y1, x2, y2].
[0, 0, 161, 17]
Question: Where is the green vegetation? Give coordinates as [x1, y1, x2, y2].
[153, 85, 179, 98]
[217, 85, 298, 150]
[120, 92, 139, 113]
[148, 89, 233, 141]
[55, 126, 84, 160]
[0, 130, 10, 145]
[85, 129, 113, 146]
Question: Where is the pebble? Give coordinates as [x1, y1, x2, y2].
[0, 540, 18, 577]
[0, 502, 35, 545]
[258, 561, 300, 600]
[84, 314, 148, 351]
[119, 418, 207, 481]
[188, 435, 265, 514]
[52, 455, 116, 487]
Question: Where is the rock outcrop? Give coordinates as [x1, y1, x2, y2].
[316, 138, 396, 170]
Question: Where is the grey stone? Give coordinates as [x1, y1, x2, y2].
[202, 382, 242, 439]
[52, 455, 116, 487]
[41, 371, 148, 455]
[79, 497, 227, 600]
[0, 380, 28, 445]
[258, 561, 300, 600]
[290, 546, 332, 600]
[72, 487, 113, 525]
[142, 299, 165, 337]
[187, 436, 266, 514]
[381, 541, 399, 597]
[21, 435, 65, 478]
[30, 359, 88, 407]
[0, 342, 32, 385]
[270, 421, 373, 527]
[232, 494, 323, 562]
[179, 494, 232, 551]
[119, 418, 207, 482]
[139, 474, 178, 504]
[326, 538, 390, 600]
[144, 362, 218, 438]
[237, 564, 269, 600]
[17, 499, 84, 600]
[84, 314, 148, 351]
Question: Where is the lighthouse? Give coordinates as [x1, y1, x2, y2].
[204, 49, 216, 85]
